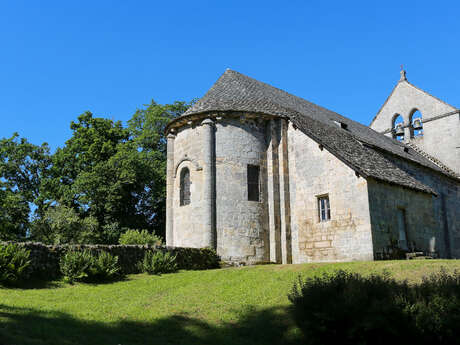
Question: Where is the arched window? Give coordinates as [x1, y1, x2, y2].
[410, 109, 423, 137]
[392, 114, 404, 141]
[180, 167, 191, 206]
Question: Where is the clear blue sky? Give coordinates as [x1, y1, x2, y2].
[1, 0, 459, 150]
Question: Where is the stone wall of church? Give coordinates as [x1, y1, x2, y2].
[170, 123, 208, 248]
[169, 115, 271, 263]
[287, 124, 374, 263]
[367, 180, 442, 258]
[214, 117, 270, 263]
[377, 153, 460, 258]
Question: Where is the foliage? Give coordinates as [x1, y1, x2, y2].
[404, 268, 460, 343]
[1, 100, 191, 244]
[127, 100, 192, 238]
[59, 250, 93, 284]
[43, 112, 135, 242]
[118, 229, 162, 246]
[32, 204, 100, 244]
[0, 190, 30, 241]
[0, 133, 51, 240]
[138, 250, 178, 275]
[88, 251, 122, 282]
[288, 268, 460, 345]
[60, 249, 123, 283]
[0, 243, 31, 284]
[175, 247, 220, 270]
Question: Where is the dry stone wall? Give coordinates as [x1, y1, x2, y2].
[3, 242, 220, 278]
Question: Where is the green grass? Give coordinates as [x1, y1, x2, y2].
[1, 260, 459, 345]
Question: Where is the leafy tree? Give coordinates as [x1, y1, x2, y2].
[0, 133, 51, 239]
[128, 100, 192, 238]
[42, 112, 136, 241]
[0, 189, 29, 240]
[32, 204, 99, 244]
[3, 100, 191, 244]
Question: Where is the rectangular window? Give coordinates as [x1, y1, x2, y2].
[247, 165, 260, 202]
[318, 195, 331, 222]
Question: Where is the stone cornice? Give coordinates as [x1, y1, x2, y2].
[165, 111, 282, 135]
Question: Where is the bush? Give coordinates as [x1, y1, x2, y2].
[174, 247, 220, 270]
[0, 243, 31, 284]
[60, 250, 123, 283]
[118, 229, 162, 246]
[88, 251, 122, 282]
[59, 250, 93, 283]
[288, 269, 460, 345]
[138, 251, 178, 275]
[405, 269, 460, 344]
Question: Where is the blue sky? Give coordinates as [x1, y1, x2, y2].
[1, 0, 459, 150]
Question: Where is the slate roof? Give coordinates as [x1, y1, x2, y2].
[178, 69, 459, 194]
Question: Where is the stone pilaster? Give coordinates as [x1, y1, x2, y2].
[166, 132, 176, 246]
[267, 119, 282, 263]
[201, 118, 216, 249]
[279, 119, 292, 264]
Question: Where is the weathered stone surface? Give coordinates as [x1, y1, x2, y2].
[2, 242, 220, 277]
[165, 70, 460, 264]
[288, 124, 374, 263]
[371, 73, 459, 175]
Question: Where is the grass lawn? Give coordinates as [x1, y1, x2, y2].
[1, 260, 459, 345]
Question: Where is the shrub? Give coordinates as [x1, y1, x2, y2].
[288, 269, 460, 345]
[88, 251, 122, 282]
[138, 251, 178, 275]
[0, 243, 31, 284]
[118, 229, 162, 246]
[174, 247, 220, 270]
[405, 269, 460, 344]
[59, 250, 93, 284]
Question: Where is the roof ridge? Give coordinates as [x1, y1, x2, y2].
[215, 69, 349, 119]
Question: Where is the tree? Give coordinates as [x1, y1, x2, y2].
[2, 100, 191, 244]
[0, 189, 29, 240]
[128, 100, 192, 238]
[42, 112, 134, 242]
[40, 101, 191, 243]
[32, 204, 99, 244]
[0, 133, 51, 239]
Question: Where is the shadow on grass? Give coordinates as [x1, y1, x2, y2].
[0, 279, 62, 290]
[1, 275, 133, 290]
[0, 304, 300, 345]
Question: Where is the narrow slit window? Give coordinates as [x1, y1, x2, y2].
[318, 195, 331, 222]
[180, 167, 191, 206]
[247, 165, 260, 202]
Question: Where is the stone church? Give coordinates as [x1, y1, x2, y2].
[164, 69, 459, 264]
